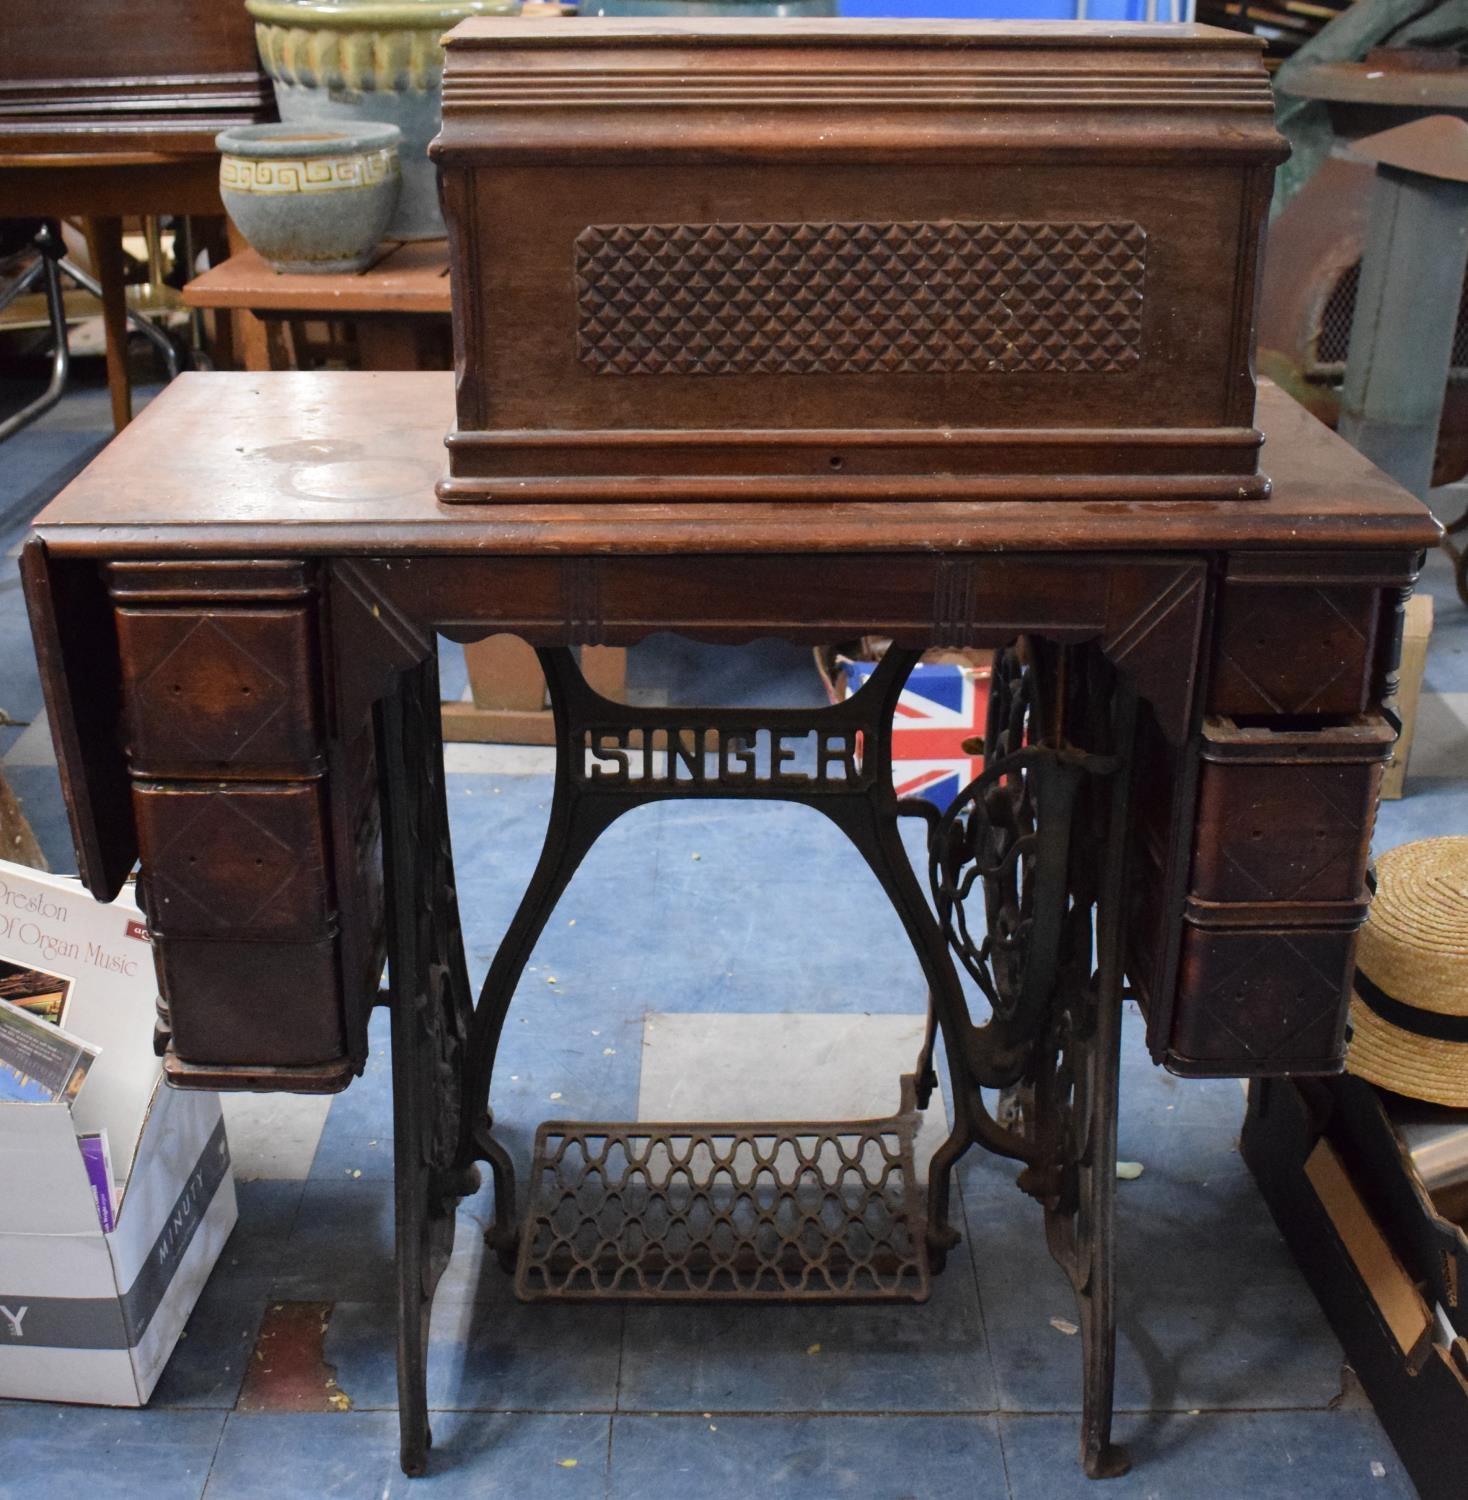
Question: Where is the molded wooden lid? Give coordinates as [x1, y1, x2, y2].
[434, 17, 1286, 163]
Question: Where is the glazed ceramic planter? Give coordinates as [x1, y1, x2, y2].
[217, 122, 402, 273]
[246, 0, 519, 240]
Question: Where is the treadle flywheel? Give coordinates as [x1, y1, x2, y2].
[514, 1075, 932, 1302]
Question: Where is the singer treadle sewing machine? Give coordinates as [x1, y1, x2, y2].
[23, 19, 1441, 1483]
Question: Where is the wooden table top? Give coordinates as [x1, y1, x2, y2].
[183, 242, 453, 316]
[31, 371, 1441, 558]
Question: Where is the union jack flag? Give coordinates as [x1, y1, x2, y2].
[843, 658, 992, 812]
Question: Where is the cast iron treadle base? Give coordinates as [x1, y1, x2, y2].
[514, 1075, 931, 1302]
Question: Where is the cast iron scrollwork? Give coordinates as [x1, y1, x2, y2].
[928, 640, 1135, 1479]
[379, 637, 1137, 1482]
[378, 656, 504, 1476]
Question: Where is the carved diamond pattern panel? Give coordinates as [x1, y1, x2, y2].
[1210, 586, 1374, 717]
[134, 784, 332, 941]
[576, 220, 1147, 378]
[118, 607, 322, 769]
[1176, 927, 1354, 1068]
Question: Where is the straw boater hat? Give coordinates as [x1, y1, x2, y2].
[1347, 837, 1468, 1107]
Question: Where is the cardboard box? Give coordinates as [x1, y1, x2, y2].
[1381, 591, 1434, 800]
[0, 862, 236, 1405]
[839, 650, 992, 812]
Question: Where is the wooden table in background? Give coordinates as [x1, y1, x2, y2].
[0, 148, 227, 431]
[183, 240, 453, 372]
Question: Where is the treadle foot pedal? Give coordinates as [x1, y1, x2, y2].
[515, 1074, 931, 1302]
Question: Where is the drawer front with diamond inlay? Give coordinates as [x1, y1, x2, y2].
[116, 604, 323, 775]
[1208, 583, 1381, 718]
[156, 935, 346, 1068]
[1170, 923, 1357, 1074]
[133, 780, 333, 941]
[106, 560, 360, 1085]
[1188, 717, 1392, 907]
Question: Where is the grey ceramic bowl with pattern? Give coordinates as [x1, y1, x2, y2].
[216, 122, 402, 275]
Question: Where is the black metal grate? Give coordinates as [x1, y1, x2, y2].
[515, 1076, 931, 1302]
[1313, 258, 1468, 376]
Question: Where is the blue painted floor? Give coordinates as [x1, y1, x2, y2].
[2, 377, 1464, 1497]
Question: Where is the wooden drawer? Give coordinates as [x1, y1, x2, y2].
[1208, 583, 1381, 718]
[1168, 916, 1359, 1075]
[116, 604, 322, 774]
[1190, 716, 1392, 906]
[133, 780, 333, 941]
[156, 934, 346, 1068]
[1136, 712, 1393, 1078]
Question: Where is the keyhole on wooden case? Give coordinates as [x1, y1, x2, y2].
[829, 455, 844, 470]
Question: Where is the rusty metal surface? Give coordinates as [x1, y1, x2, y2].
[515, 1076, 930, 1302]
[1291, 60, 1468, 111]
[1350, 113, 1468, 182]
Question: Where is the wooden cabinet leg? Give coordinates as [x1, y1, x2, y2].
[86, 216, 131, 431]
[223, 219, 274, 372]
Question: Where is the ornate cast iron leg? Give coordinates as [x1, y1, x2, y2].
[379, 656, 482, 1476]
[439, 635, 1137, 1479]
[455, 643, 1004, 1270]
[929, 642, 1135, 1479]
[1035, 666, 1135, 1480]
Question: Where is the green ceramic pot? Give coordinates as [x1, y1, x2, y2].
[217, 121, 402, 274]
[245, 0, 520, 241]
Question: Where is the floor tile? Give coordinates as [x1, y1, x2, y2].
[203, 1410, 609, 1498]
[637, 1011, 948, 1175]
[1000, 1409, 1414, 1500]
[270, 1178, 398, 1302]
[1404, 691, 1468, 780]
[2, 711, 55, 768]
[609, 1413, 1007, 1500]
[0, 760, 72, 874]
[0, 1406, 224, 1500]
[1375, 775, 1468, 850]
[962, 1006, 1347, 1415]
[307, 1009, 393, 1182]
[210, 1179, 307, 1298]
[452, 789, 936, 1025]
[223, 1091, 334, 1183]
[150, 1282, 266, 1411]
[269, 1173, 562, 1309]
[324, 1295, 623, 1413]
[617, 1266, 994, 1415]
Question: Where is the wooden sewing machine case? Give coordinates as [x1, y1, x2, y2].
[432, 17, 1287, 505]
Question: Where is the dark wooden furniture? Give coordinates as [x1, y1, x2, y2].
[0, 0, 270, 146]
[180, 242, 629, 744]
[1243, 1074, 1468, 1500]
[0, 0, 272, 427]
[21, 370, 1438, 1480]
[16, 18, 1443, 1487]
[432, 18, 1286, 505]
